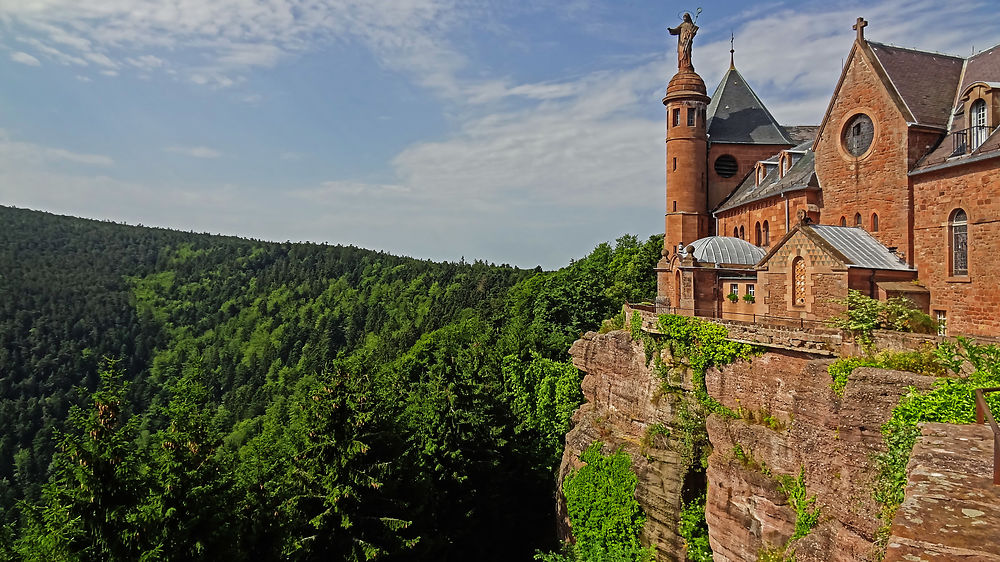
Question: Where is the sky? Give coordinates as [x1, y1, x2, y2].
[2, 0, 999, 269]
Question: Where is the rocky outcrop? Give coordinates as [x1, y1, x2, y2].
[884, 422, 1000, 561]
[558, 330, 699, 559]
[561, 328, 939, 561]
[705, 356, 935, 561]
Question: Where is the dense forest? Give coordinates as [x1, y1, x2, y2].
[0, 205, 662, 560]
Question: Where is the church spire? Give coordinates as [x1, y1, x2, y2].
[729, 32, 735, 69]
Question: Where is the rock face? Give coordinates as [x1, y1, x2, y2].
[559, 330, 696, 559]
[884, 422, 1000, 561]
[705, 354, 935, 561]
[561, 328, 938, 562]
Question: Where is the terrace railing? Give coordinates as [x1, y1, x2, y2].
[974, 387, 1000, 486]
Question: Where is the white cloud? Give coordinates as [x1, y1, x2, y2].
[0, 130, 113, 166]
[1, 0, 466, 90]
[10, 51, 41, 66]
[165, 146, 223, 159]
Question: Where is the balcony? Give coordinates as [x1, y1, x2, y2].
[950, 125, 997, 157]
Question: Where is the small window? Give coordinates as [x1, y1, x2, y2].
[840, 216, 847, 227]
[754, 222, 762, 246]
[733, 227, 739, 238]
[855, 213, 862, 227]
[739, 226, 745, 240]
[730, 283, 738, 296]
[672, 108, 680, 127]
[687, 108, 696, 126]
[935, 310, 947, 336]
[951, 209, 968, 275]
[746, 284, 755, 297]
[792, 257, 806, 306]
[762, 221, 770, 246]
[672, 157, 677, 171]
[672, 201, 677, 212]
[871, 213, 879, 232]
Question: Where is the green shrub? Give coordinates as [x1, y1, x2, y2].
[829, 290, 937, 349]
[828, 345, 946, 395]
[677, 494, 712, 562]
[562, 443, 652, 560]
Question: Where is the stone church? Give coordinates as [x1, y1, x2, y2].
[655, 16, 1000, 338]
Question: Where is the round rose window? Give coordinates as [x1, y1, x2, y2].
[842, 113, 874, 157]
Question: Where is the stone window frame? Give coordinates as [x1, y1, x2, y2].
[839, 216, 846, 227]
[949, 208, 969, 278]
[739, 225, 745, 240]
[791, 255, 808, 309]
[762, 221, 770, 246]
[871, 213, 879, 232]
[754, 222, 762, 246]
[835, 106, 879, 162]
[854, 213, 862, 228]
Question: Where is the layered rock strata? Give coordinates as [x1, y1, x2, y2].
[561, 328, 938, 561]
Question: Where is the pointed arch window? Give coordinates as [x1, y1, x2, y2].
[854, 213, 862, 227]
[970, 99, 987, 151]
[754, 222, 762, 246]
[871, 213, 879, 232]
[840, 216, 847, 227]
[951, 209, 968, 276]
[792, 257, 806, 306]
[739, 225, 745, 240]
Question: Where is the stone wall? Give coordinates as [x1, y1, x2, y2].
[716, 191, 818, 249]
[912, 156, 1000, 337]
[813, 44, 914, 262]
[708, 143, 792, 210]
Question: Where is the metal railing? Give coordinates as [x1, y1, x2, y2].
[974, 387, 1000, 486]
[950, 125, 995, 156]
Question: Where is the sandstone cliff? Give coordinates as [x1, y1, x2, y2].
[559, 328, 935, 561]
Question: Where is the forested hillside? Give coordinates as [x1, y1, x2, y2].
[0, 205, 661, 560]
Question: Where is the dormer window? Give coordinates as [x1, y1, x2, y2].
[970, 99, 987, 151]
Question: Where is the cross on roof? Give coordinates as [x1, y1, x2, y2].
[853, 17, 868, 42]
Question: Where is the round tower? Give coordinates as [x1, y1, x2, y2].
[656, 13, 710, 311]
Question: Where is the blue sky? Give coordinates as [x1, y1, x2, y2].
[2, 0, 999, 268]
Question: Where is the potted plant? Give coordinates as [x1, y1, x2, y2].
[743, 294, 755, 304]
[727, 292, 739, 303]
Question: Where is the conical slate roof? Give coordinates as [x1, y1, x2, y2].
[706, 67, 794, 145]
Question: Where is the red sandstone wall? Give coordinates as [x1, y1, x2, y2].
[708, 143, 791, 211]
[814, 46, 914, 262]
[912, 158, 1000, 336]
[717, 191, 818, 248]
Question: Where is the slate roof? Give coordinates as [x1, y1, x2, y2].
[959, 44, 1000, 95]
[868, 42, 964, 129]
[706, 67, 795, 145]
[909, 43, 1000, 173]
[687, 236, 765, 266]
[809, 225, 912, 270]
[782, 125, 819, 144]
[714, 141, 817, 214]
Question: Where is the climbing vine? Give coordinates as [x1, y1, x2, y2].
[873, 337, 1000, 549]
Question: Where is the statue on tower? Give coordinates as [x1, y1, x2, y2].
[668, 12, 699, 71]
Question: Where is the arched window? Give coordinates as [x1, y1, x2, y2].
[854, 213, 862, 227]
[871, 213, 879, 232]
[739, 225, 745, 240]
[951, 209, 968, 276]
[763, 221, 770, 246]
[840, 216, 847, 227]
[970, 99, 987, 151]
[733, 226, 739, 238]
[755, 222, 762, 246]
[792, 257, 806, 306]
